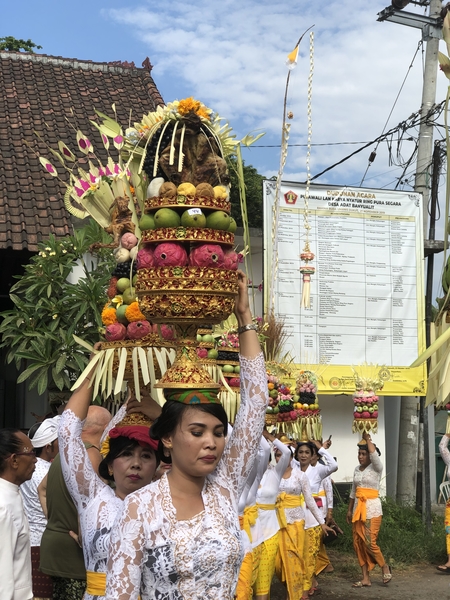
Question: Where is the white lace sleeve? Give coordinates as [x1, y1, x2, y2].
[273, 438, 291, 476]
[323, 476, 333, 509]
[214, 352, 268, 500]
[107, 494, 145, 600]
[439, 435, 450, 470]
[317, 448, 338, 478]
[300, 472, 324, 525]
[58, 408, 104, 512]
[369, 451, 383, 473]
[100, 404, 127, 445]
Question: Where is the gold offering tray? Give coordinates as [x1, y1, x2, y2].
[146, 195, 231, 213]
[141, 227, 234, 246]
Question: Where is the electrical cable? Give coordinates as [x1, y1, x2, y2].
[303, 100, 445, 184]
[360, 40, 423, 186]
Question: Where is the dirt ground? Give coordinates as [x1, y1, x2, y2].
[268, 549, 450, 599]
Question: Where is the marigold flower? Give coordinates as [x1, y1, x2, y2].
[124, 302, 146, 322]
[101, 307, 117, 326]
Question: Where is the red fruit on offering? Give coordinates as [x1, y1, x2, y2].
[137, 246, 154, 269]
[127, 320, 151, 340]
[160, 324, 175, 340]
[196, 348, 208, 358]
[105, 322, 127, 341]
[153, 242, 188, 267]
[223, 250, 239, 270]
[189, 244, 225, 268]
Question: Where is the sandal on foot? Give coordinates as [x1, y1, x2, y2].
[382, 565, 392, 584]
[437, 565, 450, 573]
[352, 581, 371, 587]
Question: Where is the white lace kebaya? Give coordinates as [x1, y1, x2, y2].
[58, 405, 126, 600]
[106, 352, 268, 600]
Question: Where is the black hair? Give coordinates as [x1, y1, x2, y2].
[98, 436, 159, 482]
[150, 401, 229, 465]
[294, 441, 316, 461]
[0, 428, 23, 474]
[358, 443, 381, 457]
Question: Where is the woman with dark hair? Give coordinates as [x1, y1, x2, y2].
[58, 370, 161, 600]
[296, 439, 338, 597]
[346, 432, 391, 587]
[274, 438, 333, 600]
[107, 272, 269, 600]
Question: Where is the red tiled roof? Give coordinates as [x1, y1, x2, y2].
[0, 52, 164, 251]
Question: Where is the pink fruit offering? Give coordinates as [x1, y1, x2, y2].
[196, 348, 208, 359]
[153, 242, 188, 267]
[223, 250, 239, 270]
[189, 244, 224, 268]
[160, 324, 175, 340]
[372, 411, 378, 418]
[361, 411, 371, 419]
[289, 410, 298, 420]
[127, 320, 151, 340]
[105, 322, 127, 341]
[137, 246, 154, 269]
[229, 377, 240, 387]
[121, 232, 138, 250]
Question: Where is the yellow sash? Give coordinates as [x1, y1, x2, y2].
[352, 487, 379, 523]
[86, 571, 106, 595]
[275, 492, 304, 529]
[256, 502, 276, 511]
[86, 571, 140, 599]
[312, 490, 326, 497]
[239, 505, 258, 542]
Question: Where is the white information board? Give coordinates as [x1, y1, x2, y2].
[263, 181, 426, 395]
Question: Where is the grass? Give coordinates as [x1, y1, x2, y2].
[329, 497, 447, 568]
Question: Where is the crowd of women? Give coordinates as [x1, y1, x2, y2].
[0, 273, 393, 599]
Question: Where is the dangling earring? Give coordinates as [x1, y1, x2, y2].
[108, 467, 114, 477]
[163, 446, 171, 458]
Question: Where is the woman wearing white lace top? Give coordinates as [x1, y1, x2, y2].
[275, 440, 334, 600]
[437, 434, 450, 572]
[346, 432, 391, 587]
[253, 431, 291, 600]
[106, 272, 269, 600]
[59, 366, 161, 600]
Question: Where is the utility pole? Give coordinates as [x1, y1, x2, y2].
[378, 0, 442, 513]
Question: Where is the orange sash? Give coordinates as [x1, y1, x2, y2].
[352, 487, 379, 522]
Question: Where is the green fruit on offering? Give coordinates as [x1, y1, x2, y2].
[117, 277, 131, 293]
[266, 406, 273, 414]
[196, 334, 202, 342]
[207, 349, 218, 359]
[202, 334, 214, 343]
[181, 209, 206, 228]
[154, 208, 181, 228]
[228, 217, 237, 233]
[139, 213, 155, 231]
[293, 394, 300, 402]
[273, 407, 279, 414]
[205, 211, 231, 231]
[222, 364, 234, 373]
[269, 389, 279, 399]
[116, 304, 129, 324]
[234, 365, 240, 374]
[122, 287, 137, 305]
[132, 274, 137, 286]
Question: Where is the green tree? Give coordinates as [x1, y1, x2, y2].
[0, 220, 114, 394]
[227, 157, 264, 229]
[0, 36, 42, 52]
